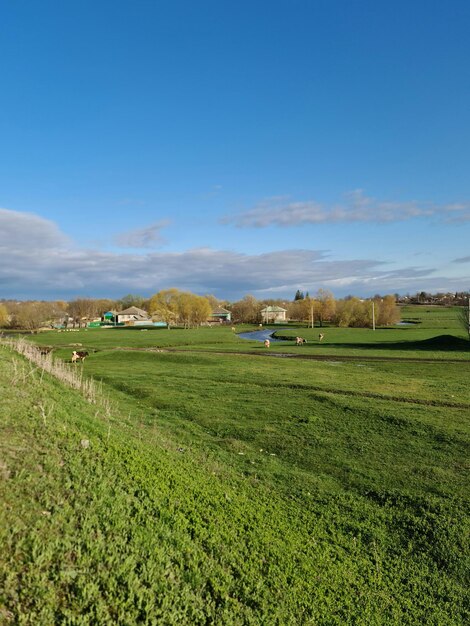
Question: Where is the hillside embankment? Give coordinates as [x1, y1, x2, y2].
[1, 342, 469, 624]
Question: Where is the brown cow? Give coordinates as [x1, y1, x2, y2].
[71, 350, 89, 363]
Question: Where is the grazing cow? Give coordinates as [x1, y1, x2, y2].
[296, 337, 307, 346]
[318, 333, 324, 342]
[264, 339, 270, 348]
[71, 350, 89, 363]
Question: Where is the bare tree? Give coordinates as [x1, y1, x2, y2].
[10, 301, 57, 332]
[68, 299, 99, 328]
[458, 299, 470, 340]
[0, 303, 8, 327]
[230, 295, 262, 324]
[315, 289, 336, 327]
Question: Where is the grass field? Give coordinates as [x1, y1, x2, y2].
[1, 305, 469, 624]
[22, 305, 469, 362]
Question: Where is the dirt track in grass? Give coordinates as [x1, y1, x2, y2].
[95, 345, 469, 364]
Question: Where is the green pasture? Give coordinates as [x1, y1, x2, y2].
[400, 305, 466, 329]
[29, 307, 469, 361]
[1, 305, 469, 623]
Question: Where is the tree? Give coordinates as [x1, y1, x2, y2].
[189, 295, 212, 326]
[294, 290, 304, 301]
[375, 295, 400, 326]
[10, 301, 57, 332]
[458, 299, 470, 340]
[149, 289, 180, 327]
[149, 289, 212, 328]
[288, 297, 314, 324]
[119, 294, 146, 310]
[230, 295, 262, 324]
[334, 297, 365, 327]
[0, 303, 8, 327]
[204, 294, 220, 310]
[68, 299, 99, 328]
[315, 289, 336, 327]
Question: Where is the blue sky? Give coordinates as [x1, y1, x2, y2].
[1, 0, 469, 300]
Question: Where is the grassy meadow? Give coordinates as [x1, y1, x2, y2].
[1, 305, 469, 624]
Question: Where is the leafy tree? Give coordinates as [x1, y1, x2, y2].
[335, 297, 363, 327]
[189, 295, 212, 326]
[149, 289, 180, 327]
[176, 292, 212, 328]
[149, 289, 211, 328]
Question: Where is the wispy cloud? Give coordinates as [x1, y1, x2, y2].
[114, 220, 169, 249]
[453, 255, 470, 264]
[222, 190, 470, 227]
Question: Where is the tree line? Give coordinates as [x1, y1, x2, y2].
[2, 288, 467, 332]
[231, 290, 400, 327]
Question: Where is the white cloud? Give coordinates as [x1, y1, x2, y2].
[0, 208, 467, 300]
[222, 190, 470, 227]
[0, 208, 69, 250]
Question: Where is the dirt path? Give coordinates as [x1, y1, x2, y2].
[96, 345, 469, 364]
[163, 347, 469, 364]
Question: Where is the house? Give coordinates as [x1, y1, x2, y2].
[102, 310, 118, 324]
[209, 307, 232, 323]
[116, 306, 151, 325]
[261, 306, 288, 324]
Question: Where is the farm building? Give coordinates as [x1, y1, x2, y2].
[116, 306, 151, 325]
[261, 305, 288, 324]
[209, 307, 232, 323]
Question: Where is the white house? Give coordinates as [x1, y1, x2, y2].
[261, 306, 288, 324]
[116, 306, 151, 325]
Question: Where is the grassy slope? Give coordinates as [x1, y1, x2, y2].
[1, 339, 469, 624]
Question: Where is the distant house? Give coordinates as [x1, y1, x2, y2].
[102, 311, 118, 324]
[116, 306, 151, 325]
[261, 306, 287, 324]
[209, 307, 232, 323]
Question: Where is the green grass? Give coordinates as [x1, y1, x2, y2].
[1, 308, 469, 623]
[400, 305, 466, 330]
[25, 305, 469, 361]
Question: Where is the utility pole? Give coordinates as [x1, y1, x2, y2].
[468, 297, 470, 340]
[372, 301, 376, 331]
